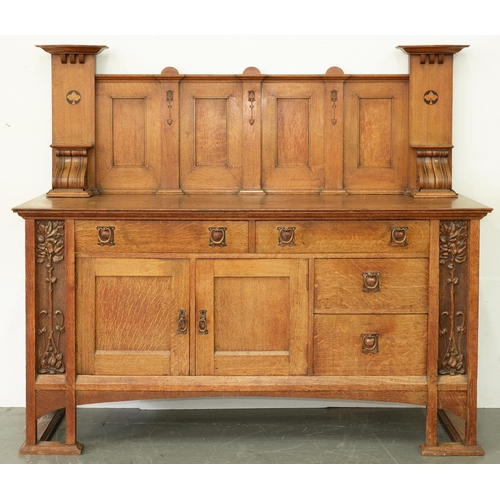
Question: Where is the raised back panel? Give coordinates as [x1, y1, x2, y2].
[262, 81, 324, 193]
[95, 81, 164, 193]
[180, 81, 243, 193]
[343, 79, 409, 193]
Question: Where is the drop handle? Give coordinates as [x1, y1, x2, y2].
[209, 227, 227, 247]
[177, 309, 188, 335]
[390, 226, 408, 246]
[361, 334, 379, 354]
[277, 226, 295, 247]
[362, 272, 381, 293]
[198, 310, 208, 335]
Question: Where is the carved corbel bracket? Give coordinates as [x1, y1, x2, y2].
[47, 145, 93, 198]
[411, 146, 457, 198]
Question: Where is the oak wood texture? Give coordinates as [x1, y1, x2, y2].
[75, 220, 249, 253]
[12, 44, 493, 457]
[256, 220, 429, 254]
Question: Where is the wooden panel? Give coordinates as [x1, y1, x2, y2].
[314, 314, 428, 375]
[95, 276, 171, 351]
[76, 258, 189, 376]
[180, 81, 242, 193]
[214, 277, 290, 352]
[344, 80, 408, 193]
[195, 98, 227, 166]
[262, 81, 324, 193]
[95, 81, 163, 193]
[75, 220, 249, 253]
[51, 55, 96, 147]
[196, 259, 308, 376]
[359, 98, 392, 167]
[277, 98, 309, 166]
[256, 220, 429, 254]
[112, 98, 145, 167]
[315, 258, 428, 313]
[214, 353, 289, 376]
[408, 55, 454, 146]
[95, 351, 170, 376]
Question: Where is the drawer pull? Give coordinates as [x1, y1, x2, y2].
[97, 226, 115, 246]
[361, 334, 379, 354]
[198, 310, 208, 335]
[209, 227, 227, 247]
[390, 226, 408, 246]
[362, 272, 380, 293]
[177, 309, 188, 335]
[277, 227, 295, 247]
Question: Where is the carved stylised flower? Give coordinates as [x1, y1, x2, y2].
[439, 221, 468, 265]
[36, 221, 65, 264]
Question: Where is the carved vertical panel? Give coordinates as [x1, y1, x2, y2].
[36, 221, 66, 374]
[439, 221, 468, 375]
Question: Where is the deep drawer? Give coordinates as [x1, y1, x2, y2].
[255, 220, 429, 254]
[75, 220, 249, 253]
[314, 314, 428, 376]
[314, 258, 428, 314]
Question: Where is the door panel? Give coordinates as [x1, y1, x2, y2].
[76, 258, 189, 376]
[195, 259, 308, 375]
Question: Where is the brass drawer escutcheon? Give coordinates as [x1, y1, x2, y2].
[390, 226, 408, 246]
[277, 226, 295, 247]
[361, 333, 379, 354]
[97, 226, 115, 246]
[209, 227, 227, 247]
[362, 272, 381, 293]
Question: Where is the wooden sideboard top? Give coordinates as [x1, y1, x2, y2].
[13, 193, 492, 220]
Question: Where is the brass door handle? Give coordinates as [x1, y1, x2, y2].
[177, 309, 187, 335]
[198, 310, 208, 335]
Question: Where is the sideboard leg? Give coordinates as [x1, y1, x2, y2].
[420, 409, 484, 456]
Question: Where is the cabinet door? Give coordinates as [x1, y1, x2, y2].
[76, 258, 189, 376]
[195, 259, 309, 376]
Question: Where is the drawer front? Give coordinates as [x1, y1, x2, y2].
[315, 258, 428, 313]
[255, 220, 429, 254]
[314, 314, 428, 376]
[75, 221, 249, 253]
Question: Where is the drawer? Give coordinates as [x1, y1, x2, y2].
[314, 258, 428, 313]
[314, 314, 428, 376]
[75, 220, 249, 253]
[255, 220, 429, 254]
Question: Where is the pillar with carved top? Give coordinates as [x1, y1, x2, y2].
[37, 45, 107, 197]
[398, 45, 468, 197]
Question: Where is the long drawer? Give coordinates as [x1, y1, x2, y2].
[314, 314, 428, 376]
[75, 220, 249, 253]
[314, 258, 429, 313]
[255, 220, 429, 254]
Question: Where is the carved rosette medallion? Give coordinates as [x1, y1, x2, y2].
[439, 221, 468, 375]
[36, 221, 66, 374]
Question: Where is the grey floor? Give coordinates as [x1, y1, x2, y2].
[1, 406, 499, 464]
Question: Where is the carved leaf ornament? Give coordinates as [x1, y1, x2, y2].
[36, 221, 66, 374]
[439, 221, 468, 375]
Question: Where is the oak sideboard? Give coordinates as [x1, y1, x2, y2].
[13, 43, 492, 456]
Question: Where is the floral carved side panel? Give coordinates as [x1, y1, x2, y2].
[36, 221, 66, 374]
[439, 221, 468, 375]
